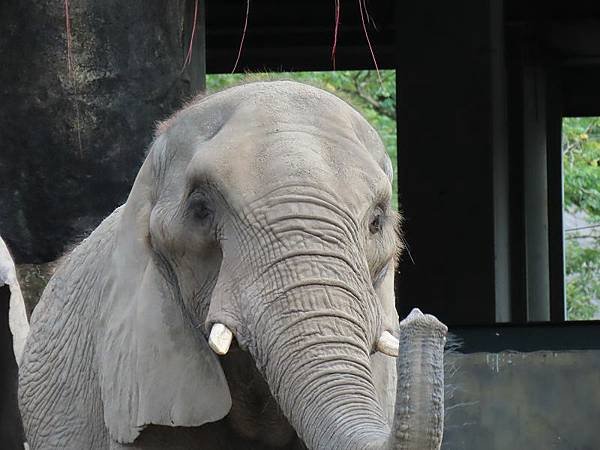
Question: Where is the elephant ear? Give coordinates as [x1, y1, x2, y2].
[97, 153, 231, 444]
[371, 262, 398, 425]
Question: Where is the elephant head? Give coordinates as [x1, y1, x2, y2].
[20, 81, 446, 450]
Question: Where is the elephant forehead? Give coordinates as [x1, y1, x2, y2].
[186, 114, 386, 207]
[162, 81, 390, 206]
[171, 81, 386, 161]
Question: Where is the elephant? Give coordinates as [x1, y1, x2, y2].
[19, 81, 447, 450]
[1, 235, 28, 449]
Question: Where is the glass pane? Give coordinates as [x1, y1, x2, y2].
[562, 117, 600, 320]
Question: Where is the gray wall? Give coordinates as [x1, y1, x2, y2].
[443, 350, 600, 449]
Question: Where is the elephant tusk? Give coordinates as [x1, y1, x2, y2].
[208, 323, 233, 355]
[377, 330, 400, 357]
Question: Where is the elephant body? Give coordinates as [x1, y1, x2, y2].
[19, 81, 446, 450]
[20, 207, 392, 449]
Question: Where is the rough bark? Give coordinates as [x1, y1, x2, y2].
[0, 0, 201, 263]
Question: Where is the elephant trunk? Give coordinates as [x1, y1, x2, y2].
[245, 284, 446, 450]
[222, 206, 447, 449]
[387, 308, 447, 450]
[248, 285, 389, 450]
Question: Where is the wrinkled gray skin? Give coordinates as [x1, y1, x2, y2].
[19, 81, 447, 450]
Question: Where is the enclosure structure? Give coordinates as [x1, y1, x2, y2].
[202, 0, 600, 327]
[206, 1, 600, 448]
[1, 0, 600, 449]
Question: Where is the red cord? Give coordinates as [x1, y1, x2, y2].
[331, 0, 341, 70]
[232, 0, 250, 73]
[183, 0, 199, 68]
[64, 0, 73, 76]
[358, 0, 381, 84]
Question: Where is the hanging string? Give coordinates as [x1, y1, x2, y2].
[64, 0, 74, 75]
[232, 0, 250, 73]
[331, 0, 341, 69]
[183, 0, 200, 68]
[358, 0, 382, 84]
[64, 0, 83, 154]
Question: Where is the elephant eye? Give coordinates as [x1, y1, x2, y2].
[188, 193, 213, 223]
[194, 203, 212, 221]
[369, 212, 383, 234]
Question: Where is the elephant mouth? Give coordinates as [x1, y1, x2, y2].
[218, 341, 305, 448]
[207, 320, 401, 450]
[206, 307, 446, 450]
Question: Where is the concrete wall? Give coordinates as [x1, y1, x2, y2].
[443, 350, 600, 449]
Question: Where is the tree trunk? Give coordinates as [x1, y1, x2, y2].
[0, 0, 203, 264]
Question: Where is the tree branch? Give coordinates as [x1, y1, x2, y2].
[336, 72, 396, 120]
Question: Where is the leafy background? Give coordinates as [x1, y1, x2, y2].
[562, 118, 600, 319]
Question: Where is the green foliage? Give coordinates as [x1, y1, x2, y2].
[562, 117, 600, 320]
[565, 243, 600, 320]
[206, 71, 398, 209]
[563, 117, 600, 220]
